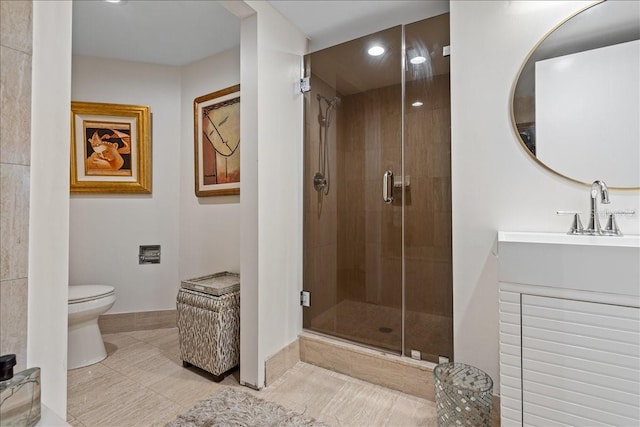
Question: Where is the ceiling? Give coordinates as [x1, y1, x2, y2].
[72, 1, 239, 66]
[269, 1, 449, 52]
[72, 0, 449, 66]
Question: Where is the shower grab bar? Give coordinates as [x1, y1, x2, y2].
[383, 170, 394, 204]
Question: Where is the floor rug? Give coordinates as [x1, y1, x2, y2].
[166, 387, 329, 427]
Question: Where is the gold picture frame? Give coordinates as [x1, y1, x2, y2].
[194, 84, 240, 197]
[70, 101, 151, 194]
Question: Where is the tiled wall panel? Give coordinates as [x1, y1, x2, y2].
[0, 0, 32, 371]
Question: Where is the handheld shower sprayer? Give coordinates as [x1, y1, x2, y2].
[314, 94, 340, 194]
[316, 94, 340, 127]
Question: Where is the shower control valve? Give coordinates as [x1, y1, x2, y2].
[313, 172, 327, 192]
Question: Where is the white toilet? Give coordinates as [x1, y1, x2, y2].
[67, 285, 116, 370]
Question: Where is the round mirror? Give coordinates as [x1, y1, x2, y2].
[512, 0, 640, 189]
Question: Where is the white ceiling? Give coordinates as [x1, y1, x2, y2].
[72, 1, 239, 66]
[72, 0, 449, 66]
[269, 0, 449, 52]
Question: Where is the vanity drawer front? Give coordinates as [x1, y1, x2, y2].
[521, 295, 640, 426]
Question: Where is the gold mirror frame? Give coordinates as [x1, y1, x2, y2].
[510, 0, 639, 190]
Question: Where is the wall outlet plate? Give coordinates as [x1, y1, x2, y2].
[438, 355, 450, 364]
[410, 349, 421, 360]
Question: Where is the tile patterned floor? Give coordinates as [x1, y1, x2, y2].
[67, 328, 441, 426]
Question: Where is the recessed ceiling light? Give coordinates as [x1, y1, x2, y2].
[412, 101, 424, 107]
[410, 56, 427, 65]
[105, 0, 126, 3]
[368, 46, 385, 56]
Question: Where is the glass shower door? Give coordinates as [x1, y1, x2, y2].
[303, 14, 453, 362]
[303, 26, 404, 354]
[403, 15, 453, 362]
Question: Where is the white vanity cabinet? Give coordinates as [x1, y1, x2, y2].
[498, 232, 640, 427]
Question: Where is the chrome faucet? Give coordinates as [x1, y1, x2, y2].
[586, 180, 610, 234]
[560, 179, 631, 235]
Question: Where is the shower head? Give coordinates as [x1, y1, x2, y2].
[317, 94, 341, 108]
[317, 94, 340, 128]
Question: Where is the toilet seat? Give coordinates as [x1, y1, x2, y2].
[69, 285, 115, 304]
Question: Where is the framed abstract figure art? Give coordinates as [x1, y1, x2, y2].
[194, 84, 240, 197]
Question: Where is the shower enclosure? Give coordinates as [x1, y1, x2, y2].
[303, 14, 452, 363]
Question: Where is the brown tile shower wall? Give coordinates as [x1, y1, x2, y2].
[333, 72, 452, 360]
[0, 0, 33, 371]
[337, 85, 403, 309]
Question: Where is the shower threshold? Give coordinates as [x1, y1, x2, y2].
[302, 328, 402, 357]
[299, 330, 437, 401]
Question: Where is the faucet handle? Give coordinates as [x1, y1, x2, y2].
[602, 209, 636, 217]
[557, 211, 585, 234]
[604, 214, 623, 236]
[556, 210, 583, 216]
[567, 213, 584, 235]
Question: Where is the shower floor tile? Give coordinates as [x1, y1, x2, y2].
[309, 299, 453, 360]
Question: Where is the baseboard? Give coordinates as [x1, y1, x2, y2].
[98, 309, 176, 334]
[492, 395, 501, 427]
[265, 338, 300, 386]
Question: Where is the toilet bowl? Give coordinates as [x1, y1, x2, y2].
[68, 285, 116, 370]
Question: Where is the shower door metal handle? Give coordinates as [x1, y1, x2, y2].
[383, 170, 394, 204]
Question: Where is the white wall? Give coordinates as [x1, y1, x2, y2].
[71, 49, 242, 313]
[255, 0, 306, 379]
[70, 57, 182, 313]
[450, 0, 640, 395]
[28, 0, 72, 418]
[179, 48, 241, 281]
[239, 10, 260, 388]
[537, 40, 640, 187]
[239, 1, 307, 388]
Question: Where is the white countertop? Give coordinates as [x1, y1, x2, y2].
[498, 231, 640, 247]
[498, 231, 640, 299]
